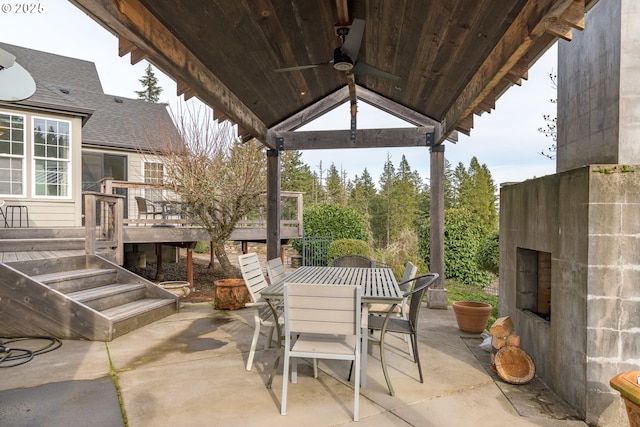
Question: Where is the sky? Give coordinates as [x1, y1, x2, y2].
[1, 1, 558, 187]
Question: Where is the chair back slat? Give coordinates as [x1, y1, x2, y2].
[285, 283, 361, 336]
[399, 261, 418, 291]
[266, 257, 287, 283]
[238, 253, 269, 302]
[329, 254, 374, 268]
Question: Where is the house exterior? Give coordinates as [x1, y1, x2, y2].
[0, 42, 178, 228]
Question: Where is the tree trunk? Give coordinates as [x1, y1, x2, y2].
[214, 241, 240, 277]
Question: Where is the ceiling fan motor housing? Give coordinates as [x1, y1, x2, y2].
[333, 47, 353, 71]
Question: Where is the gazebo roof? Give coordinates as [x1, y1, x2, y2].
[70, 0, 592, 148]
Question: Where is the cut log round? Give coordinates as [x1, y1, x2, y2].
[494, 346, 535, 385]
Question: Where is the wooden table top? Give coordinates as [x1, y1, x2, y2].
[261, 266, 402, 303]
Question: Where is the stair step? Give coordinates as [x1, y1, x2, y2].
[101, 298, 176, 323]
[105, 298, 178, 339]
[67, 283, 147, 311]
[32, 268, 118, 293]
[0, 237, 85, 251]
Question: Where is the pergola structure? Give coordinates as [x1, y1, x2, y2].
[70, 0, 589, 292]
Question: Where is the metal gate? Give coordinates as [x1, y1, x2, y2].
[301, 235, 333, 266]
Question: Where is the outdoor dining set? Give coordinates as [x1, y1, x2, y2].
[238, 253, 439, 421]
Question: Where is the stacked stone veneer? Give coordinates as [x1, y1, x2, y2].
[500, 165, 640, 426]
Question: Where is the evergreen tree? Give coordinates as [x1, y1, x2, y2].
[376, 154, 396, 246]
[348, 168, 376, 224]
[390, 155, 419, 235]
[135, 64, 163, 102]
[457, 157, 498, 233]
[280, 150, 315, 200]
[325, 163, 347, 204]
[443, 159, 456, 208]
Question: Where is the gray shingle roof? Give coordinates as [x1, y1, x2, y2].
[0, 42, 179, 152]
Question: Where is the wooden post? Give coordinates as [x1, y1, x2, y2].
[266, 148, 281, 260]
[84, 193, 96, 256]
[156, 243, 164, 281]
[187, 243, 194, 287]
[428, 144, 448, 309]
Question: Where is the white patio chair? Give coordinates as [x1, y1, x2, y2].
[368, 261, 418, 355]
[266, 257, 287, 284]
[281, 283, 362, 421]
[238, 253, 282, 371]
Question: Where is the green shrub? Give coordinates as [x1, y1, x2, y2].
[373, 227, 429, 280]
[419, 207, 493, 287]
[291, 203, 368, 264]
[194, 241, 210, 253]
[327, 239, 371, 262]
[477, 230, 499, 275]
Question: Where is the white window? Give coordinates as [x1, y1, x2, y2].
[33, 117, 71, 198]
[0, 112, 25, 196]
[144, 161, 164, 201]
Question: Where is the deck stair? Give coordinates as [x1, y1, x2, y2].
[0, 254, 178, 341]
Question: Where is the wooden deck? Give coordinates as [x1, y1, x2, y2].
[0, 249, 86, 263]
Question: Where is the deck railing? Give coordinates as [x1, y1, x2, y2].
[99, 178, 303, 235]
[84, 191, 124, 264]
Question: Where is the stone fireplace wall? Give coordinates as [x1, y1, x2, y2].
[500, 165, 640, 426]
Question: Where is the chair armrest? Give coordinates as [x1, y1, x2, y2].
[245, 301, 268, 308]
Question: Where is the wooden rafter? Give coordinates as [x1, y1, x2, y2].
[74, 0, 267, 143]
[446, 0, 585, 140]
[176, 80, 196, 101]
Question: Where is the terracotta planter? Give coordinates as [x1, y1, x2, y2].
[214, 279, 250, 310]
[452, 301, 492, 334]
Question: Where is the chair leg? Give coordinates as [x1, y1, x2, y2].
[313, 358, 318, 378]
[379, 331, 395, 396]
[292, 357, 298, 383]
[353, 356, 360, 421]
[281, 349, 289, 415]
[412, 332, 423, 383]
[246, 319, 262, 371]
[264, 325, 274, 350]
[267, 338, 282, 389]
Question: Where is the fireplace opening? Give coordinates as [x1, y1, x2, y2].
[516, 248, 551, 321]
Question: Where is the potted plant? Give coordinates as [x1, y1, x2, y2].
[452, 301, 493, 334]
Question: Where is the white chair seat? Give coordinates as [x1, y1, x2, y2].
[291, 334, 356, 356]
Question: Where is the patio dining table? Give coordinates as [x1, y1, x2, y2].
[261, 266, 402, 389]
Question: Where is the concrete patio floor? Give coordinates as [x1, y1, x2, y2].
[0, 302, 588, 426]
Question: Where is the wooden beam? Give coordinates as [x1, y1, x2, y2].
[118, 36, 146, 64]
[456, 115, 473, 136]
[441, 0, 582, 141]
[559, 0, 586, 31]
[546, 21, 573, 41]
[475, 91, 496, 114]
[335, 0, 349, 26]
[271, 86, 350, 132]
[176, 80, 196, 101]
[72, 0, 267, 142]
[273, 127, 434, 150]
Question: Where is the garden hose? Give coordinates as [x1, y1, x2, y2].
[0, 336, 62, 368]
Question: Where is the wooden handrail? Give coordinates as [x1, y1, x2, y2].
[84, 191, 125, 265]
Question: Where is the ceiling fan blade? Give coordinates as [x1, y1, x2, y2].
[341, 18, 365, 63]
[352, 61, 401, 80]
[274, 64, 322, 72]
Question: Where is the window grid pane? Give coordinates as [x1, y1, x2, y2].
[0, 112, 25, 195]
[33, 117, 71, 198]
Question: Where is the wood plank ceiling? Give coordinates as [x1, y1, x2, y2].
[70, 0, 588, 149]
